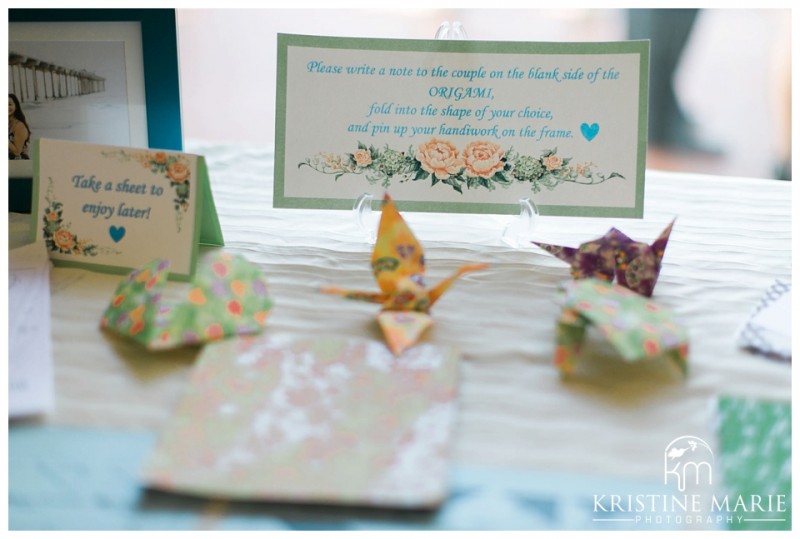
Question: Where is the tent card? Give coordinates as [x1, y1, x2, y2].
[275, 34, 648, 216]
[32, 138, 223, 280]
[142, 335, 461, 509]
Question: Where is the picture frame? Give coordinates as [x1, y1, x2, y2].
[8, 8, 183, 212]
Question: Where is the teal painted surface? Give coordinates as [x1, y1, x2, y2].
[10, 425, 680, 531]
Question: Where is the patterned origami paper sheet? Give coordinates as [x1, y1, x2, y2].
[534, 220, 674, 297]
[323, 194, 488, 355]
[555, 278, 689, 377]
[716, 396, 791, 531]
[100, 252, 272, 350]
[141, 334, 461, 509]
[737, 279, 791, 362]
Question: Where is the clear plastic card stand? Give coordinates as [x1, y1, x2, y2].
[355, 192, 538, 247]
[353, 22, 539, 247]
[434, 20, 468, 40]
[500, 197, 538, 249]
[353, 192, 379, 244]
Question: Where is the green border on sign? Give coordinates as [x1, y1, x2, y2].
[274, 33, 649, 218]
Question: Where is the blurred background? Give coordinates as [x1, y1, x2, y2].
[175, 8, 791, 180]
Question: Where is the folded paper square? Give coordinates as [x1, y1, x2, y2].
[534, 220, 674, 297]
[737, 279, 791, 362]
[322, 194, 488, 355]
[141, 335, 461, 508]
[100, 252, 272, 350]
[555, 279, 688, 377]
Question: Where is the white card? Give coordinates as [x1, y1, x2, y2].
[32, 138, 223, 279]
[8, 241, 54, 417]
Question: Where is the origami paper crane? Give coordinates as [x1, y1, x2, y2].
[555, 278, 689, 378]
[100, 252, 272, 350]
[533, 220, 675, 297]
[322, 194, 489, 355]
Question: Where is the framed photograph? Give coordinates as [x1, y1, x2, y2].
[8, 8, 182, 212]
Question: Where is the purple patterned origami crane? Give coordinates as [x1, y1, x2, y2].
[533, 220, 675, 297]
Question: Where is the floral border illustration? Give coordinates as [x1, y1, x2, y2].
[41, 178, 120, 256]
[299, 138, 623, 194]
[102, 149, 191, 231]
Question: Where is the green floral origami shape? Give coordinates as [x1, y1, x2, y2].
[555, 278, 689, 378]
[100, 252, 273, 350]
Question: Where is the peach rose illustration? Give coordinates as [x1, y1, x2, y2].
[53, 228, 76, 252]
[153, 151, 168, 164]
[46, 210, 59, 222]
[323, 152, 345, 168]
[462, 140, 505, 179]
[416, 138, 464, 180]
[353, 149, 372, 167]
[543, 154, 563, 171]
[167, 161, 191, 183]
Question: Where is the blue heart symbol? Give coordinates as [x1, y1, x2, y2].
[109, 225, 126, 243]
[580, 122, 600, 141]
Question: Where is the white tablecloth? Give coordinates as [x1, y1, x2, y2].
[11, 142, 792, 484]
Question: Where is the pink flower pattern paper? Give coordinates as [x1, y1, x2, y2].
[142, 335, 460, 508]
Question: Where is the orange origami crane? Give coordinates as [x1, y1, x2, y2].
[322, 194, 488, 355]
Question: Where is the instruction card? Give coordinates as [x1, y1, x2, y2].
[275, 34, 648, 216]
[32, 138, 223, 280]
